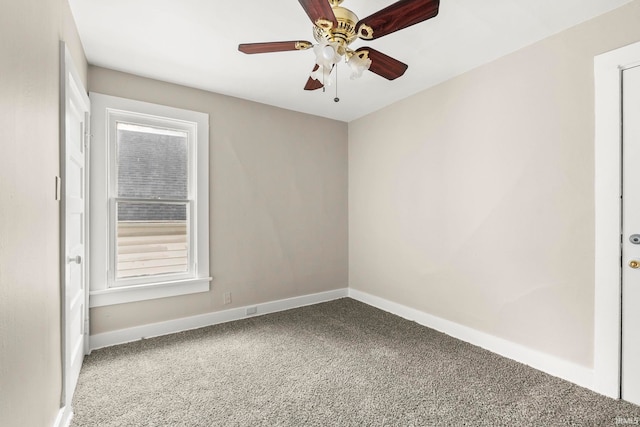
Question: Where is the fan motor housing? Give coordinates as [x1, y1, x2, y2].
[313, 6, 359, 54]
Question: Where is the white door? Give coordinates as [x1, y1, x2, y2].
[61, 43, 90, 408]
[622, 64, 640, 406]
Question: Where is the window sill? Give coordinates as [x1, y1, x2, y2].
[89, 277, 212, 307]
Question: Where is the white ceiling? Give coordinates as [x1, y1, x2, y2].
[68, 0, 632, 122]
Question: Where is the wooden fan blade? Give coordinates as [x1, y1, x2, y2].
[298, 0, 338, 28]
[356, 0, 439, 40]
[356, 47, 408, 80]
[304, 65, 324, 91]
[238, 41, 313, 54]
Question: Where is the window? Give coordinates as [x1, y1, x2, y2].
[89, 93, 210, 307]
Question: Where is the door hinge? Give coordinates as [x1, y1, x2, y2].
[55, 176, 61, 201]
[83, 111, 91, 147]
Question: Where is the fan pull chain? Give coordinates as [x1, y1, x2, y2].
[334, 63, 339, 103]
[322, 67, 326, 93]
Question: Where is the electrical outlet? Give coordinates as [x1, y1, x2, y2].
[246, 306, 257, 316]
[223, 292, 231, 305]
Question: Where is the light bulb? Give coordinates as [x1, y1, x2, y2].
[322, 45, 335, 61]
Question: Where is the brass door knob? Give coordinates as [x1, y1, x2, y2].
[630, 260, 640, 269]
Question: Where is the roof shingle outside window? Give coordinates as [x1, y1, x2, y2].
[117, 128, 188, 222]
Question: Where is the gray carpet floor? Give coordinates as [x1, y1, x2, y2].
[72, 298, 640, 426]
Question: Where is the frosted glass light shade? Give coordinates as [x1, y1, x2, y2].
[312, 41, 341, 84]
[310, 64, 335, 86]
[347, 54, 372, 80]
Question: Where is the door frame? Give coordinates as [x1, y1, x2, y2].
[59, 40, 91, 415]
[594, 40, 640, 399]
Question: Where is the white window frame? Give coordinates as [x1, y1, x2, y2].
[89, 93, 211, 307]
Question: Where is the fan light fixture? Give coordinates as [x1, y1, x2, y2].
[311, 40, 370, 86]
[347, 52, 372, 80]
[308, 2, 371, 85]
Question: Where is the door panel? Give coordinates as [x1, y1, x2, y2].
[61, 43, 90, 409]
[622, 64, 640, 406]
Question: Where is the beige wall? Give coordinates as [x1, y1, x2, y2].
[88, 67, 348, 334]
[0, 0, 87, 425]
[349, 0, 640, 368]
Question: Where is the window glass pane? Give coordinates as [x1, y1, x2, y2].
[117, 123, 188, 199]
[116, 202, 188, 279]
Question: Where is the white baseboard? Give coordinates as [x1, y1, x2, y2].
[348, 288, 595, 392]
[88, 286, 595, 394]
[90, 288, 349, 351]
[53, 406, 72, 427]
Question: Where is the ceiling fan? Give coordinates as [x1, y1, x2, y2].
[238, 0, 440, 93]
